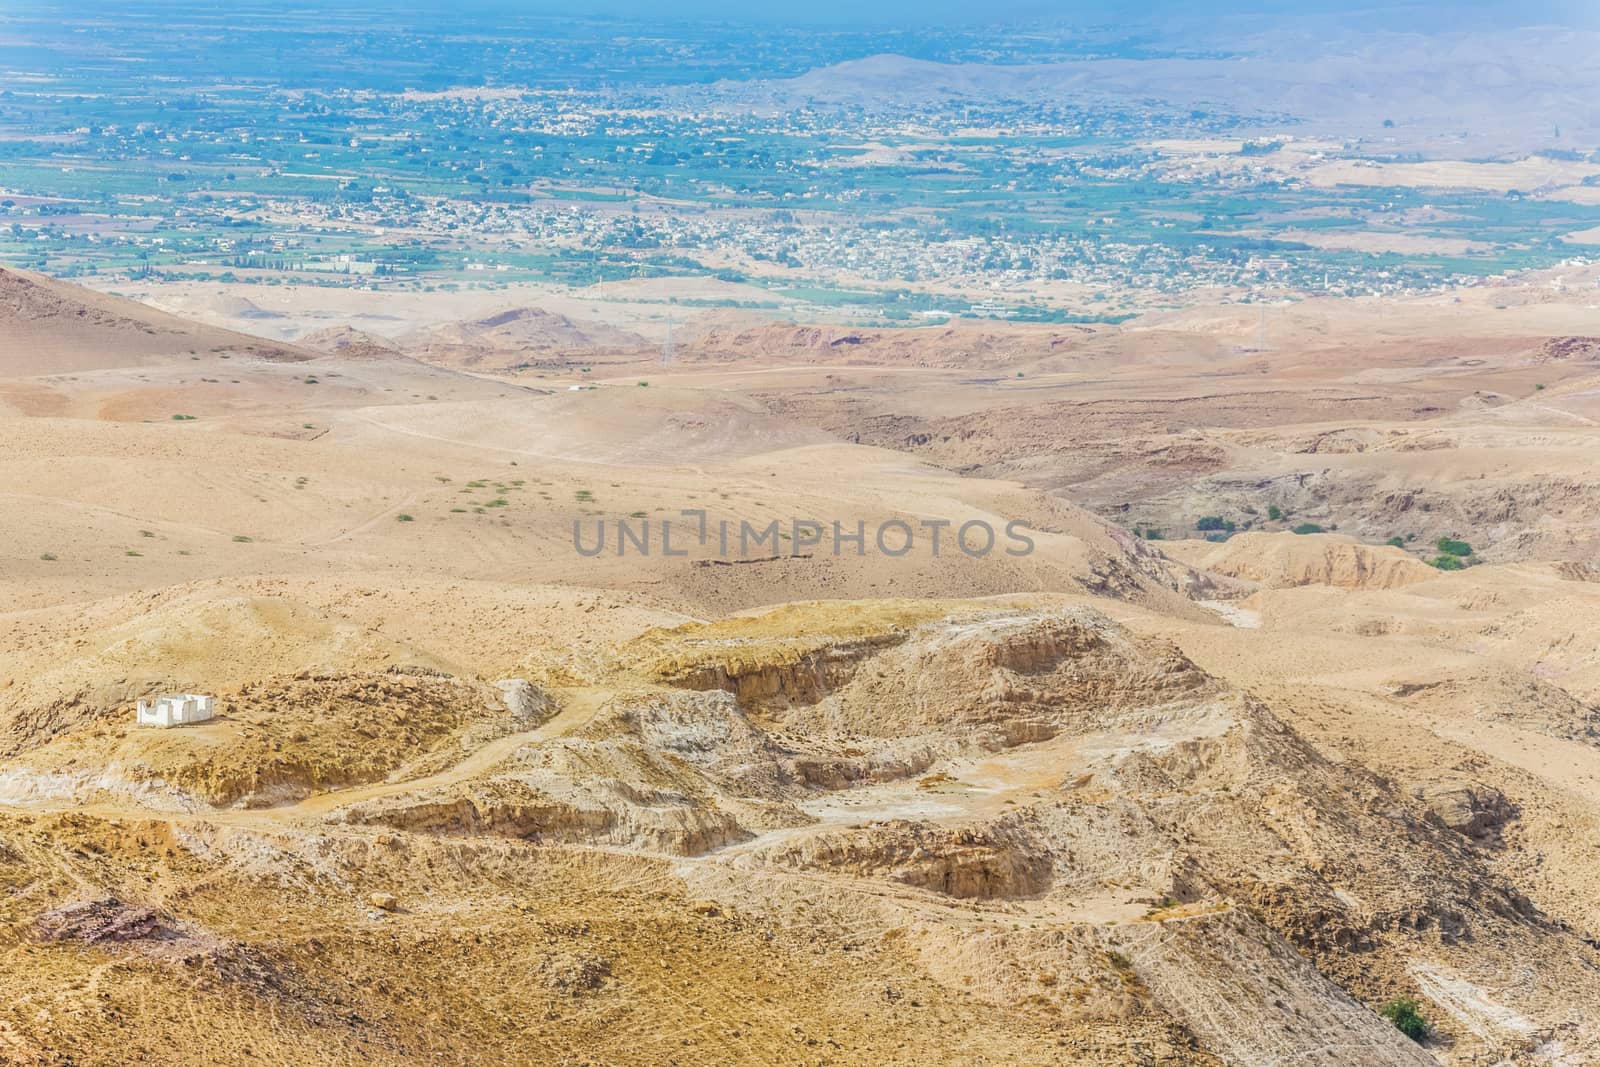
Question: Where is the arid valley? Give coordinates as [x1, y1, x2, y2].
[7, 2, 1600, 1064]
[3, 255, 1600, 1064]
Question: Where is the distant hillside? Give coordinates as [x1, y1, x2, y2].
[729, 29, 1600, 153]
[673, 312, 1100, 369]
[398, 306, 649, 371]
[0, 267, 311, 375]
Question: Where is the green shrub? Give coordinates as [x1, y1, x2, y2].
[171, 414, 196, 421]
[231, 535, 253, 543]
[396, 513, 414, 522]
[1267, 505, 1284, 521]
[1436, 537, 1473, 557]
[1292, 523, 1324, 535]
[39, 552, 57, 561]
[1380, 998, 1429, 1042]
[1195, 516, 1236, 533]
[1386, 536, 1406, 548]
[1430, 555, 1465, 571]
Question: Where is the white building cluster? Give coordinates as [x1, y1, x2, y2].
[136, 694, 216, 728]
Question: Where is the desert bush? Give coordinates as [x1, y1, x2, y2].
[1380, 998, 1429, 1042]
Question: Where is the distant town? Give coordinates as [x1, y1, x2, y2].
[3, 6, 1599, 321]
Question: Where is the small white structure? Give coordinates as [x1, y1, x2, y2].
[136, 694, 216, 728]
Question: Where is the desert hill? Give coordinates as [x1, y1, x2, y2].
[397, 306, 649, 371]
[296, 324, 407, 360]
[1162, 531, 1438, 591]
[0, 266, 312, 376]
[670, 314, 1105, 370]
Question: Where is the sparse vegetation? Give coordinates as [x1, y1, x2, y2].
[1380, 998, 1429, 1042]
[575, 489, 595, 502]
[1430, 555, 1465, 571]
[1386, 536, 1406, 548]
[171, 414, 196, 421]
[39, 552, 56, 561]
[396, 513, 414, 522]
[231, 534, 253, 543]
[1436, 536, 1473, 557]
[1291, 523, 1325, 535]
[1267, 505, 1284, 521]
[1195, 516, 1236, 533]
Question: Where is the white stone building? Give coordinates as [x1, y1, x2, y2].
[136, 694, 216, 728]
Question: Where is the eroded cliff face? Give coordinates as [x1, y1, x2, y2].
[3, 598, 1597, 1065]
